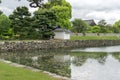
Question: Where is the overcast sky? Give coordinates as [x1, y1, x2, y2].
[0, 0, 120, 24]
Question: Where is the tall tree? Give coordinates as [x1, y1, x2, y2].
[71, 19, 89, 33]
[0, 14, 11, 39]
[0, 10, 3, 15]
[33, 8, 57, 39]
[18, 0, 72, 29]
[113, 20, 120, 33]
[98, 19, 107, 33]
[45, 0, 72, 29]
[98, 19, 107, 27]
[0, 1, 3, 15]
[9, 6, 32, 39]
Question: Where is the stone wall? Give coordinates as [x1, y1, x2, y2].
[0, 40, 120, 52]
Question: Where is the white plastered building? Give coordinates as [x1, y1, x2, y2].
[54, 28, 71, 40]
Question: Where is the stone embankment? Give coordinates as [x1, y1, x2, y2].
[0, 40, 120, 52]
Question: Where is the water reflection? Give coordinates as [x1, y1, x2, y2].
[71, 54, 120, 80]
[0, 50, 71, 77]
[0, 46, 120, 80]
[72, 45, 120, 53]
[71, 52, 107, 66]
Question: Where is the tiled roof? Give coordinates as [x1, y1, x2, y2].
[84, 19, 96, 26]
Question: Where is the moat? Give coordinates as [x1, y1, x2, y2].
[0, 45, 120, 80]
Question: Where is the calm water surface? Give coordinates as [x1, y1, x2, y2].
[0, 46, 120, 80]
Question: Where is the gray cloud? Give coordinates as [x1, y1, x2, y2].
[0, 0, 120, 24]
[66, 0, 120, 24]
[0, 0, 37, 15]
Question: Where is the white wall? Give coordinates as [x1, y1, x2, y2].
[54, 32, 70, 40]
[64, 33, 70, 40]
[54, 32, 65, 39]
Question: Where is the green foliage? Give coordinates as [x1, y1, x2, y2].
[9, 6, 32, 39]
[113, 20, 120, 28]
[16, 0, 72, 39]
[90, 26, 101, 33]
[113, 20, 120, 33]
[0, 10, 3, 15]
[0, 0, 71, 39]
[98, 19, 107, 27]
[0, 15, 11, 39]
[112, 26, 120, 33]
[98, 19, 108, 33]
[71, 19, 89, 33]
[46, 0, 72, 29]
[104, 24, 113, 33]
[13, 0, 71, 40]
[33, 8, 57, 39]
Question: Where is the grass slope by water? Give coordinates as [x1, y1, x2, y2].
[0, 62, 60, 80]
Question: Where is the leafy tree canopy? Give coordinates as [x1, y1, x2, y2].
[0, 14, 11, 39]
[112, 20, 120, 33]
[71, 19, 89, 33]
[113, 20, 120, 28]
[45, 0, 72, 29]
[9, 6, 32, 39]
[33, 8, 57, 39]
[0, 10, 3, 15]
[98, 19, 108, 33]
[98, 19, 107, 27]
[90, 26, 101, 33]
[0, 15, 11, 32]
[17, 0, 72, 29]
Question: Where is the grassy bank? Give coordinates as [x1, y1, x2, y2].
[0, 62, 60, 80]
[71, 36, 120, 40]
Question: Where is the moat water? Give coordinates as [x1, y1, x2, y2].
[0, 45, 120, 80]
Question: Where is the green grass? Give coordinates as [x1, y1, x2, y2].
[0, 62, 60, 80]
[70, 36, 120, 40]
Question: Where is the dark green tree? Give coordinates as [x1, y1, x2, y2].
[0, 14, 11, 39]
[98, 19, 108, 33]
[18, 0, 72, 29]
[33, 8, 57, 39]
[105, 24, 113, 33]
[71, 19, 89, 33]
[98, 19, 107, 27]
[9, 6, 32, 39]
[0, 1, 2, 15]
[16, 0, 71, 39]
[0, 10, 3, 15]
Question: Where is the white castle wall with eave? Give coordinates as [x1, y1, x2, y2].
[54, 32, 70, 40]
